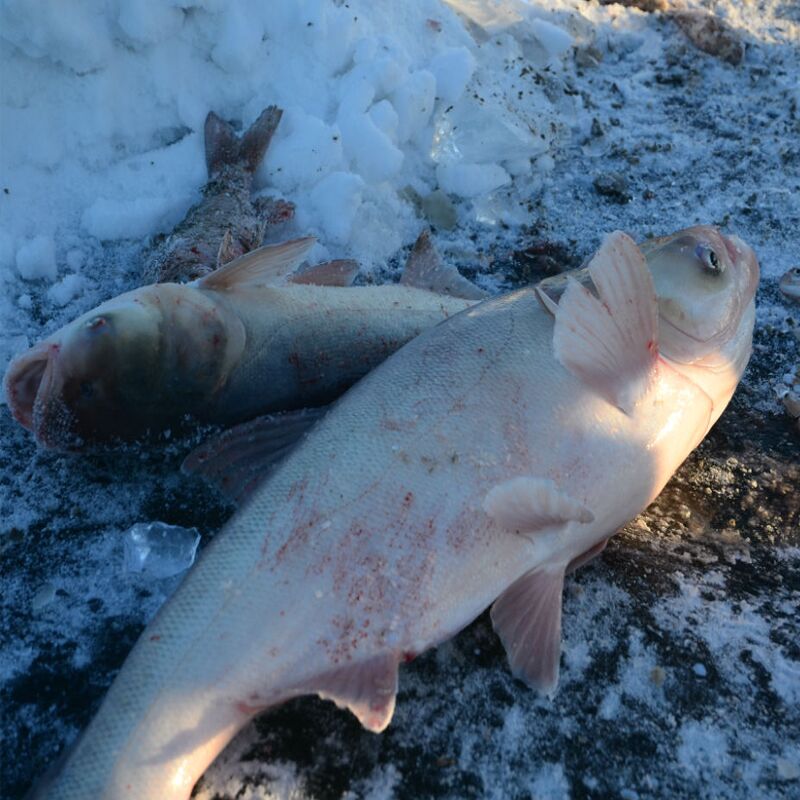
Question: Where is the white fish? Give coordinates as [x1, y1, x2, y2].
[4, 232, 482, 449]
[36, 225, 758, 799]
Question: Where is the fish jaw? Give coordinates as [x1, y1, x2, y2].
[3, 339, 79, 448]
[4, 340, 53, 432]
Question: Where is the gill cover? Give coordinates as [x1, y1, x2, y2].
[638, 225, 758, 364]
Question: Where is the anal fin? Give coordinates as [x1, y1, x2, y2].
[182, 407, 328, 504]
[484, 476, 594, 534]
[491, 567, 565, 696]
[311, 655, 399, 733]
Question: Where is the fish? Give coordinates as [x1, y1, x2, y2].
[34, 225, 758, 799]
[3, 231, 484, 449]
[779, 266, 800, 302]
[143, 106, 295, 284]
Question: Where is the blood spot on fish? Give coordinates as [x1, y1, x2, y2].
[403, 491, 414, 506]
[149, 635, 161, 641]
[402, 651, 416, 663]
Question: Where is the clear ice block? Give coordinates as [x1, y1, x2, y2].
[123, 521, 201, 579]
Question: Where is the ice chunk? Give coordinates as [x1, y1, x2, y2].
[123, 522, 201, 579]
[81, 196, 181, 241]
[310, 172, 365, 244]
[0, 231, 15, 272]
[16, 236, 57, 282]
[391, 70, 436, 143]
[369, 100, 400, 139]
[436, 162, 510, 198]
[211, 6, 263, 73]
[529, 19, 574, 60]
[339, 113, 403, 183]
[429, 46, 476, 104]
[117, 1, 183, 46]
[261, 109, 344, 192]
[46, 273, 85, 307]
[432, 101, 547, 166]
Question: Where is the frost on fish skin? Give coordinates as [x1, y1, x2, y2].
[143, 107, 293, 285]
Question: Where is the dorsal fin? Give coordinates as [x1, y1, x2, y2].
[289, 259, 360, 287]
[182, 407, 328, 504]
[198, 237, 316, 291]
[401, 230, 487, 300]
[553, 231, 659, 415]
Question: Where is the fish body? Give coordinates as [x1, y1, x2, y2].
[143, 107, 294, 284]
[779, 267, 800, 302]
[36, 226, 758, 799]
[4, 237, 477, 448]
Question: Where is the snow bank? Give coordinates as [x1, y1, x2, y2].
[0, 0, 570, 288]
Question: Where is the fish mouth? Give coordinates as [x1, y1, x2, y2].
[4, 341, 76, 448]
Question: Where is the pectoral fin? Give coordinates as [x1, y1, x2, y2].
[484, 476, 594, 534]
[491, 567, 565, 695]
[401, 229, 487, 300]
[553, 231, 659, 414]
[182, 407, 328, 504]
[199, 237, 316, 291]
[310, 655, 399, 733]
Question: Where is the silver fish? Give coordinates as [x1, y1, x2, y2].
[143, 106, 294, 284]
[4, 232, 483, 449]
[35, 225, 758, 798]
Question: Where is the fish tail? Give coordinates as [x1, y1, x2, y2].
[204, 106, 282, 176]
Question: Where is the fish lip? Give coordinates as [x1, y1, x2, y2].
[3, 341, 76, 449]
[3, 342, 54, 432]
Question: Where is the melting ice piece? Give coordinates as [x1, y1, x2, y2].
[123, 522, 201, 579]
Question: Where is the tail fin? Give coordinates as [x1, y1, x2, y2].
[204, 106, 283, 176]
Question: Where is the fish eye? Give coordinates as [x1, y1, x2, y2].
[695, 243, 723, 275]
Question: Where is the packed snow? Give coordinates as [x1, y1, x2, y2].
[1, 0, 798, 798]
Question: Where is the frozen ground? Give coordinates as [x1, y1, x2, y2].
[0, 0, 798, 798]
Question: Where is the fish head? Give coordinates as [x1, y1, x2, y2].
[779, 266, 800, 302]
[640, 225, 759, 374]
[4, 291, 165, 448]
